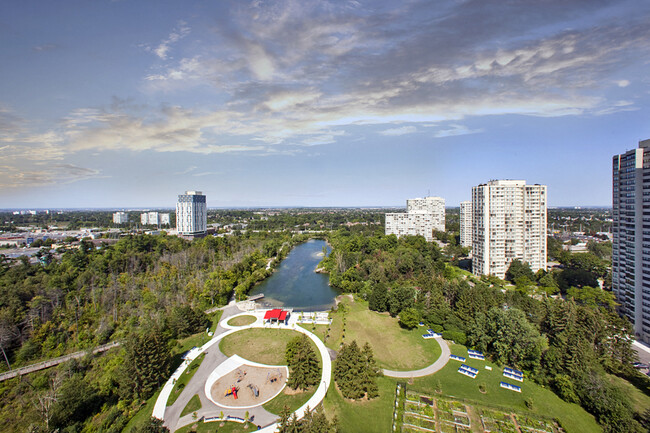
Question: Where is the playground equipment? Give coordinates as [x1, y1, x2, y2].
[266, 369, 283, 384]
[235, 368, 247, 383]
[247, 383, 259, 398]
[224, 385, 239, 399]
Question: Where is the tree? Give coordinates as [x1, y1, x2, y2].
[368, 283, 388, 312]
[333, 340, 380, 400]
[133, 417, 170, 433]
[505, 260, 534, 282]
[398, 307, 420, 329]
[388, 286, 415, 317]
[285, 335, 319, 390]
[122, 325, 171, 400]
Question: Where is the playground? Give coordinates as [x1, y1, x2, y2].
[208, 362, 288, 408]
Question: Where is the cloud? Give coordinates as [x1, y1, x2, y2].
[380, 126, 417, 136]
[0, 163, 99, 189]
[174, 165, 197, 175]
[150, 21, 190, 60]
[616, 79, 630, 87]
[10, 0, 650, 163]
[32, 44, 58, 52]
[433, 124, 483, 138]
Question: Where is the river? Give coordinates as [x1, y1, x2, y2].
[249, 239, 339, 311]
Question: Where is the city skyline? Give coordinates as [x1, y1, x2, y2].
[2, 1, 650, 208]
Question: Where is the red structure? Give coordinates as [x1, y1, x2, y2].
[263, 309, 289, 324]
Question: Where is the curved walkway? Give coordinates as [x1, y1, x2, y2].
[382, 336, 451, 378]
[154, 306, 331, 433]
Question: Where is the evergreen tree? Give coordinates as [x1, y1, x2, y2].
[334, 340, 379, 400]
[368, 283, 388, 312]
[285, 335, 319, 390]
[121, 325, 171, 400]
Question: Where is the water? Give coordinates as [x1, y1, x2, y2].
[249, 239, 339, 311]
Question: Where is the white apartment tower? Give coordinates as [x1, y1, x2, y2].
[472, 180, 547, 279]
[613, 139, 650, 344]
[460, 201, 472, 248]
[385, 196, 445, 242]
[112, 212, 129, 224]
[176, 191, 207, 238]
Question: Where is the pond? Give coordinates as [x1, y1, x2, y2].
[249, 239, 339, 311]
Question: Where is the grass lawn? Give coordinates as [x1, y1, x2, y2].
[167, 353, 206, 406]
[324, 298, 442, 370]
[607, 373, 650, 415]
[263, 387, 316, 415]
[410, 344, 601, 433]
[180, 394, 202, 418]
[323, 375, 396, 433]
[219, 328, 321, 366]
[174, 420, 258, 432]
[122, 390, 161, 433]
[175, 311, 224, 356]
[227, 315, 257, 326]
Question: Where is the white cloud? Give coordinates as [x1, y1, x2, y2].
[151, 21, 190, 60]
[433, 124, 483, 138]
[379, 126, 417, 136]
[616, 79, 630, 87]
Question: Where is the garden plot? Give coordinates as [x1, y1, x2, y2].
[479, 409, 519, 433]
[515, 415, 556, 433]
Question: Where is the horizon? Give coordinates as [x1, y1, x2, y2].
[2, 1, 650, 208]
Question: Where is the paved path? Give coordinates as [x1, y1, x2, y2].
[382, 336, 450, 378]
[156, 305, 332, 433]
[0, 341, 121, 382]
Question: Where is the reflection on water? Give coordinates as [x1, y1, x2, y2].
[249, 239, 339, 311]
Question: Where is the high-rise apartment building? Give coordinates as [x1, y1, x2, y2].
[141, 212, 159, 225]
[385, 196, 445, 242]
[112, 211, 129, 224]
[472, 180, 547, 279]
[176, 191, 207, 238]
[141, 212, 170, 225]
[613, 139, 650, 344]
[460, 201, 472, 248]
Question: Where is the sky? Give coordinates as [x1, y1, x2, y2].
[1, 0, 650, 209]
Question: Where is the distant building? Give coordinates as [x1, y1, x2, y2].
[176, 191, 207, 238]
[112, 212, 129, 224]
[141, 211, 160, 225]
[385, 196, 445, 242]
[160, 213, 170, 225]
[613, 139, 650, 344]
[460, 201, 472, 248]
[472, 180, 547, 279]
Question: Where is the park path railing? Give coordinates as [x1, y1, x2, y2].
[0, 341, 121, 382]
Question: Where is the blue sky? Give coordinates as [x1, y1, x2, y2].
[1, 0, 649, 208]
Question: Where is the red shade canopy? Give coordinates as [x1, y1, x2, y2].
[264, 309, 286, 320]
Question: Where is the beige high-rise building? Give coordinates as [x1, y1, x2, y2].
[385, 196, 445, 242]
[460, 201, 472, 248]
[613, 139, 650, 344]
[472, 180, 547, 279]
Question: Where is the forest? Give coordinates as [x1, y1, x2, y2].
[0, 230, 309, 432]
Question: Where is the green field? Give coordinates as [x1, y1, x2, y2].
[227, 315, 257, 326]
[180, 394, 202, 417]
[167, 353, 206, 406]
[263, 387, 315, 415]
[324, 298, 442, 370]
[219, 328, 320, 365]
[174, 420, 258, 432]
[322, 375, 396, 433]
[411, 344, 601, 433]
